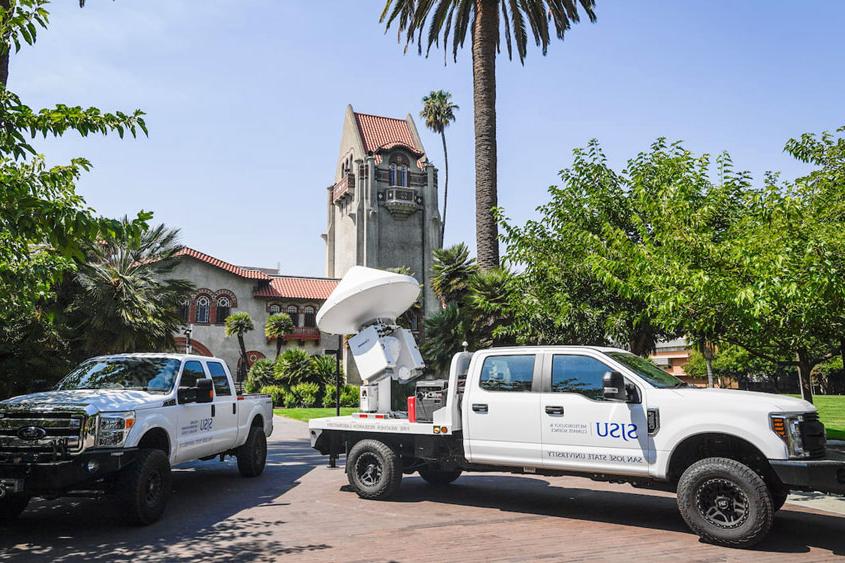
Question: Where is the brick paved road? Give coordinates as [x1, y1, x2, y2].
[0, 417, 842, 562]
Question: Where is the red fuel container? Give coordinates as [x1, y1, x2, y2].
[407, 396, 416, 423]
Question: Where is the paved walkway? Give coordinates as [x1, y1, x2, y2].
[0, 417, 842, 562]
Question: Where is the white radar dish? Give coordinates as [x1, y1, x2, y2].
[317, 266, 421, 335]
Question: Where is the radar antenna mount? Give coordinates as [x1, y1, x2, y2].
[316, 267, 425, 413]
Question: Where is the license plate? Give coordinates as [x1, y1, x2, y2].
[0, 478, 23, 493]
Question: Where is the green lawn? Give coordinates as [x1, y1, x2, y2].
[788, 395, 845, 440]
[274, 407, 357, 422]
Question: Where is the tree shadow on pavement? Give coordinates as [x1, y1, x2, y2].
[379, 474, 845, 557]
[0, 435, 328, 562]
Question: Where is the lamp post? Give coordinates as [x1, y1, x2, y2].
[324, 336, 343, 469]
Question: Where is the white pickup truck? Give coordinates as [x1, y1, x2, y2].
[309, 268, 845, 549]
[0, 353, 273, 525]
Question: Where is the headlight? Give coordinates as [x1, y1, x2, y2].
[96, 411, 135, 448]
[770, 413, 811, 458]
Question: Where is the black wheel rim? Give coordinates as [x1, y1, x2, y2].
[145, 470, 162, 507]
[355, 452, 383, 487]
[695, 478, 749, 529]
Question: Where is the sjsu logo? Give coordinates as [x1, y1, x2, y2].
[596, 422, 638, 442]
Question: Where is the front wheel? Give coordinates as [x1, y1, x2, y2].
[0, 494, 29, 522]
[771, 489, 789, 512]
[346, 439, 402, 500]
[237, 426, 268, 478]
[418, 465, 462, 486]
[677, 457, 773, 548]
[119, 449, 172, 526]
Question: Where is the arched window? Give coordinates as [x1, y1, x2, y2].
[268, 303, 281, 314]
[287, 305, 299, 327]
[398, 164, 409, 187]
[216, 296, 231, 324]
[389, 163, 397, 186]
[195, 296, 210, 324]
[178, 296, 190, 324]
[303, 306, 316, 328]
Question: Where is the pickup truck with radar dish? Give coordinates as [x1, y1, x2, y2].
[0, 353, 273, 525]
[309, 267, 845, 548]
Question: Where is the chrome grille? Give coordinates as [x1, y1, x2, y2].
[0, 412, 87, 454]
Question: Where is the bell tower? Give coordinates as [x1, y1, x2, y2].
[324, 105, 442, 319]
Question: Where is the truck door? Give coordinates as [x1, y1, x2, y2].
[540, 353, 650, 477]
[465, 353, 542, 467]
[175, 360, 217, 463]
[206, 360, 239, 451]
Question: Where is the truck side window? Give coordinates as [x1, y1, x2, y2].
[551, 355, 611, 400]
[206, 361, 232, 397]
[180, 360, 206, 388]
[479, 355, 535, 392]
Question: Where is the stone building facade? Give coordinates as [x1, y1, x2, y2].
[324, 106, 441, 319]
[169, 247, 340, 380]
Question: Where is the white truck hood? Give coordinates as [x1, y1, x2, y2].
[1, 389, 167, 413]
[668, 387, 815, 413]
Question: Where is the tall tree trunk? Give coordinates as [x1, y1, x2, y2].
[796, 349, 814, 404]
[237, 334, 248, 382]
[0, 0, 11, 87]
[472, 0, 499, 270]
[705, 356, 714, 388]
[275, 337, 283, 360]
[440, 129, 449, 246]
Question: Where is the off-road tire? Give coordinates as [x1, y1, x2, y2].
[346, 439, 402, 500]
[119, 449, 172, 526]
[770, 489, 789, 512]
[237, 425, 268, 477]
[418, 465, 462, 486]
[0, 494, 29, 522]
[677, 457, 773, 548]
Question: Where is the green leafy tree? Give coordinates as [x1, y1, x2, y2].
[274, 348, 314, 387]
[225, 312, 254, 382]
[382, 0, 597, 269]
[420, 90, 458, 243]
[265, 312, 294, 359]
[245, 358, 275, 393]
[311, 354, 343, 386]
[69, 220, 193, 356]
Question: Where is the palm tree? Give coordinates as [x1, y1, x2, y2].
[420, 90, 459, 244]
[432, 243, 477, 307]
[70, 220, 194, 356]
[225, 311, 254, 382]
[265, 312, 294, 360]
[382, 0, 597, 269]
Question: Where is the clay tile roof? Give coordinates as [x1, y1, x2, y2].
[254, 276, 339, 300]
[175, 247, 271, 281]
[354, 112, 423, 156]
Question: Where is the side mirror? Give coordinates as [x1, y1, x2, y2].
[196, 378, 214, 404]
[603, 371, 628, 402]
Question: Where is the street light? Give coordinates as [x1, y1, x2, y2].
[324, 334, 343, 416]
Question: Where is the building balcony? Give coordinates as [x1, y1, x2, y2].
[284, 326, 321, 342]
[332, 173, 354, 203]
[378, 187, 421, 217]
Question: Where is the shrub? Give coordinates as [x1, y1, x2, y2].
[311, 354, 343, 386]
[282, 389, 299, 408]
[275, 348, 314, 387]
[292, 382, 319, 407]
[322, 384, 337, 408]
[340, 384, 359, 407]
[259, 385, 287, 407]
[246, 359, 275, 393]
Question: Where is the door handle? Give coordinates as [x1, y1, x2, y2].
[545, 405, 564, 416]
[472, 403, 488, 414]
[232, 403, 237, 415]
[211, 405, 216, 417]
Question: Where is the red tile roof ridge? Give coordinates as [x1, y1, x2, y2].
[174, 247, 271, 281]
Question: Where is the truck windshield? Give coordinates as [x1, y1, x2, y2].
[56, 358, 182, 394]
[606, 352, 688, 389]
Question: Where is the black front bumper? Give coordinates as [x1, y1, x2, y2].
[0, 449, 139, 495]
[770, 449, 845, 495]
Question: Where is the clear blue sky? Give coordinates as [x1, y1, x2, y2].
[13, 1, 845, 276]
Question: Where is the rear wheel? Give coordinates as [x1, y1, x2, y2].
[237, 425, 268, 478]
[119, 449, 172, 526]
[677, 457, 773, 548]
[346, 439, 402, 500]
[418, 465, 462, 486]
[0, 494, 29, 522]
